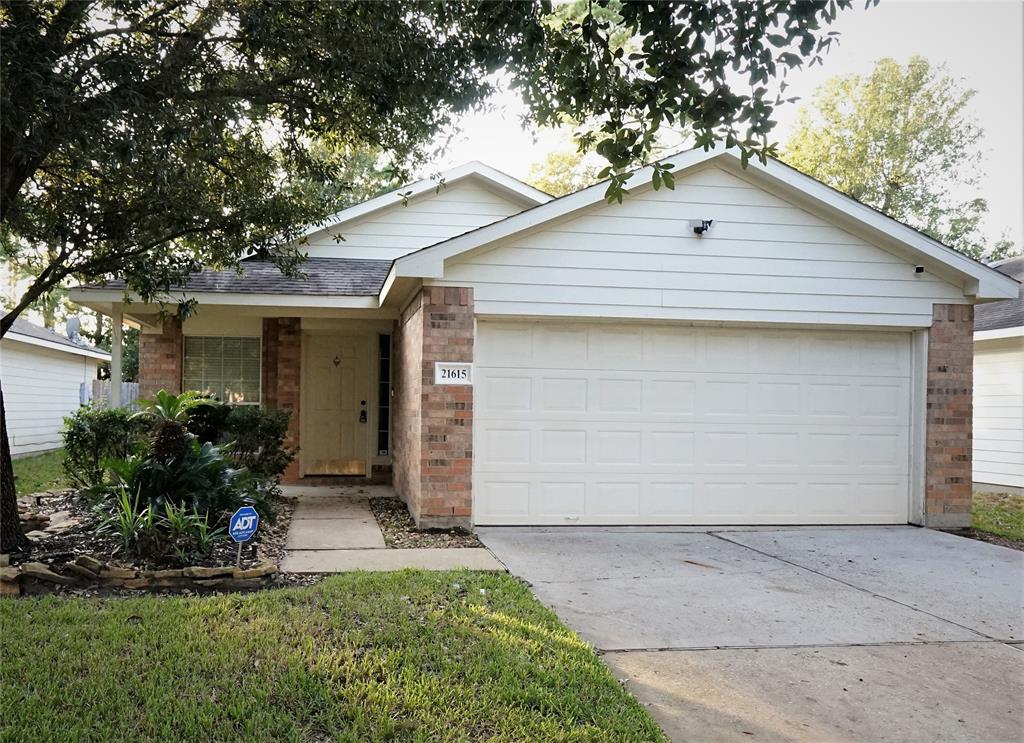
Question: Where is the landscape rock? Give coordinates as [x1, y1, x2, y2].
[25, 530, 50, 541]
[183, 565, 234, 579]
[142, 569, 184, 580]
[0, 554, 9, 567]
[74, 555, 104, 574]
[64, 562, 100, 581]
[233, 562, 278, 579]
[99, 566, 138, 580]
[1, 566, 20, 583]
[20, 562, 76, 585]
[0, 579, 19, 596]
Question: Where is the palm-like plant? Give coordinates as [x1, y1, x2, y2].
[132, 390, 216, 460]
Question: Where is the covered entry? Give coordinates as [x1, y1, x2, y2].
[473, 320, 914, 526]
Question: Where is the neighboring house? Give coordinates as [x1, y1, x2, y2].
[69, 151, 1019, 529]
[973, 256, 1024, 494]
[0, 317, 110, 456]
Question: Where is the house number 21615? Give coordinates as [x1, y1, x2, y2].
[434, 362, 473, 385]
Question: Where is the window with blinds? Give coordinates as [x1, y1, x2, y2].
[182, 336, 261, 404]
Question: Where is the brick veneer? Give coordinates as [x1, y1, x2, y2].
[138, 318, 182, 397]
[393, 287, 474, 528]
[262, 318, 302, 482]
[924, 304, 974, 528]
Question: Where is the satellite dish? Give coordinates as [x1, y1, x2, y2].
[66, 316, 81, 339]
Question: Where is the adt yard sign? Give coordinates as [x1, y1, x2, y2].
[229, 506, 259, 543]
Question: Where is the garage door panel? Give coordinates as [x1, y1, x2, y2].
[474, 321, 912, 525]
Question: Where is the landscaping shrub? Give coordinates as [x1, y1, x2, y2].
[62, 406, 145, 489]
[222, 406, 296, 479]
[97, 487, 225, 560]
[185, 395, 231, 444]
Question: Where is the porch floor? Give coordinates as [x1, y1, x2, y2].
[278, 485, 504, 573]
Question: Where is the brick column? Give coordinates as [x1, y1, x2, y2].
[924, 304, 974, 528]
[138, 317, 182, 397]
[393, 287, 474, 528]
[262, 318, 302, 482]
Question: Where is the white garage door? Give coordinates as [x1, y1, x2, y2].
[474, 321, 912, 525]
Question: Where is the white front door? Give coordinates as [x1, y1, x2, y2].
[302, 334, 370, 476]
[474, 320, 913, 525]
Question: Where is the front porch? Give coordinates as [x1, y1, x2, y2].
[85, 285, 477, 530]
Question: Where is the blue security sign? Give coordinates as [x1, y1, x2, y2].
[228, 506, 260, 543]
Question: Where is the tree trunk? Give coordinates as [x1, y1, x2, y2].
[0, 385, 30, 556]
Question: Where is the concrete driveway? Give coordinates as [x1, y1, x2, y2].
[478, 526, 1024, 742]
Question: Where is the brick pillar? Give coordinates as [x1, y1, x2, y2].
[924, 304, 974, 528]
[262, 318, 301, 482]
[138, 318, 182, 398]
[393, 287, 474, 528]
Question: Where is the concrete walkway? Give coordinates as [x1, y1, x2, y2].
[480, 526, 1024, 743]
[280, 485, 503, 572]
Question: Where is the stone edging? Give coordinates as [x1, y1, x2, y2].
[0, 554, 278, 596]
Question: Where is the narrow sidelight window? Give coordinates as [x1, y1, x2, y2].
[377, 334, 391, 455]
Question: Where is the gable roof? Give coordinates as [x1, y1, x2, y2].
[4, 317, 110, 360]
[975, 256, 1024, 333]
[300, 161, 552, 241]
[389, 148, 1019, 302]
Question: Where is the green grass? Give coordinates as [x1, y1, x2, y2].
[0, 571, 664, 742]
[972, 491, 1024, 542]
[11, 449, 68, 495]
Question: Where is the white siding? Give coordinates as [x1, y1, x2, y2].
[1, 338, 101, 456]
[302, 178, 528, 260]
[434, 166, 967, 328]
[973, 336, 1024, 489]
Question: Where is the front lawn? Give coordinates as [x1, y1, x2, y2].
[0, 571, 664, 742]
[11, 449, 67, 495]
[972, 491, 1024, 544]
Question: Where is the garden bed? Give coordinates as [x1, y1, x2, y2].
[369, 497, 482, 549]
[3, 489, 297, 597]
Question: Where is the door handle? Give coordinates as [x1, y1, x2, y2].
[359, 409, 367, 423]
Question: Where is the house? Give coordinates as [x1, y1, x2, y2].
[0, 317, 110, 456]
[69, 150, 1020, 529]
[973, 256, 1023, 494]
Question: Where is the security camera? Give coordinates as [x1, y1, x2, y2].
[914, 265, 925, 274]
[691, 219, 713, 236]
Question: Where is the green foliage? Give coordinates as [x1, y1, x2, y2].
[97, 487, 226, 560]
[972, 492, 1024, 544]
[62, 407, 144, 489]
[221, 406, 296, 480]
[0, 0, 856, 336]
[133, 390, 217, 460]
[783, 56, 1020, 260]
[103, 438, 256, 519]
[0, 572, 666, 741]
[527, 148, 603, 196]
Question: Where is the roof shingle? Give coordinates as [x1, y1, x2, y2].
[976, 257, 1023, 332]
[82, 257, 391, 297]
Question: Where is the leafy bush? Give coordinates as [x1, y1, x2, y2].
[63, 406, 145, 489]
[105, 438, 256, 517]
[133, 390, 217, 460]
[185, 396, 231, 444]
[97, 487, 226, 560]
[222, 406, 296, 479]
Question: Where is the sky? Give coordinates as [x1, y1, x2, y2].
[435, 0, 1024, 250]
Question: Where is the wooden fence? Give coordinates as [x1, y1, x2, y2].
[79, 379, 140, 410]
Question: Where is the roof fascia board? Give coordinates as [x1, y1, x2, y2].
[299, 162, 551, 242]
[4, 331, 110, 360]
[975, 327, 1024, 341]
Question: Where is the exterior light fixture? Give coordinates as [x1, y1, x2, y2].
[691, 219, 713, 236]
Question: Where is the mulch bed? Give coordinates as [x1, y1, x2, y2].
[955, 528, 1024, 552]
[10, 489, 312, 596]
[369, 497, 482, 549]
